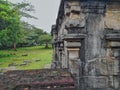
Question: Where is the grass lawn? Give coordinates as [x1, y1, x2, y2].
[0, 45, 52, 71]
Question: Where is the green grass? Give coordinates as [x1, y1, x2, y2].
[0, 46, 52, 71]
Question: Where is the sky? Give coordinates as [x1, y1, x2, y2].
[8, 0, 61, 33]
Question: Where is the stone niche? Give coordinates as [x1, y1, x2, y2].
[107, 41, 120, 75]
[103, 30, 120, 89]
[106, 40, 120, 90]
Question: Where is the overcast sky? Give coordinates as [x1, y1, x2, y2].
[8, 0, 60, 33]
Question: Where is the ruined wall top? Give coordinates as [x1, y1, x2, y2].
[53, 0, 120, 32]
[0, 69, 74, 90]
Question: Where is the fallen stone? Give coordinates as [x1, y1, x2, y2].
[35, 59, 41, 62]
[23, 60, 32, 63]
[22, 54, 28, 56]
[8, 63, 18, 67]
[20, 63, 27, 66]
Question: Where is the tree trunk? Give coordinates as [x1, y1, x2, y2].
[13, 43, 17, 51]
[45, 43, 48, 48]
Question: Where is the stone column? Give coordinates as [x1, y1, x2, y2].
[79, 1, 107, 90]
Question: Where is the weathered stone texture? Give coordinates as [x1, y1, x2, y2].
[105, 3, 120, 30]
[0, 69, 74, 90]
[51, 0, 120, 90]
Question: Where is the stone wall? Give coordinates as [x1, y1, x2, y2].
[51, 0, 120, 90]
[0, 69, 74, 90]
[105, 2, 120, 30]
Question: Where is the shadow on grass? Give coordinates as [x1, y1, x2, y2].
[0, 53, 16, 58]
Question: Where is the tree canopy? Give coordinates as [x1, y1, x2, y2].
[11, 1, 37, 19]
[0, 0, 21, 49]
[39, 34, 52, 48]
[0, 0, 52, 50]
[19, 22, 51, 47]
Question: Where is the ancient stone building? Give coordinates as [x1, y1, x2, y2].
[51, 0, 120, 90]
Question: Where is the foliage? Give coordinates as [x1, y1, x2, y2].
[0, 0, 22, 49]
[0, 0, 52, 49]
[11, 0, 37, 19]
[10, 1, 52, 47]
[38, 34, 52, 48]
[18, 21, 51, 47]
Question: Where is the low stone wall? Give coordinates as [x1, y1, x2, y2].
[0, 69, 74, 90]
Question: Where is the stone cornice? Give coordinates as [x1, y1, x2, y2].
[106, 34, 120, 40]
[63, 34, 86, 41]
[105, 29, 120, 40]
[55, 0, 120, 31]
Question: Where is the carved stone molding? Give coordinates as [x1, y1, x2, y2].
[81, 1, 106, 14]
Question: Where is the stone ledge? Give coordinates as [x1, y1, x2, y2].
[63, 34, 86, 41]
[106, 34, 120, 40]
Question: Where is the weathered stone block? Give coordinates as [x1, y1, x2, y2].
[65, 19, 85, 28]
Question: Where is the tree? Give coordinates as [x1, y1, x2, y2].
[0, 0, 51, 49]
[18, 21, 47, 47]
[38, 34, 52, 48]
[11, 1, 37, 19]
[0, 0, 22, 50]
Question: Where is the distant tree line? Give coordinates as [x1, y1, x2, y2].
[19, 22, 51, 48]
[0, 0, 51, 50]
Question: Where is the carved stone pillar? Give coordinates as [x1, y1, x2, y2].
[79, 1, 107, 90]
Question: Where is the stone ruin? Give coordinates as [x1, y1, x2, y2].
[0, 0, 120, 90]
[51, 0, 120, 90]
[0, 69, 74, 90]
